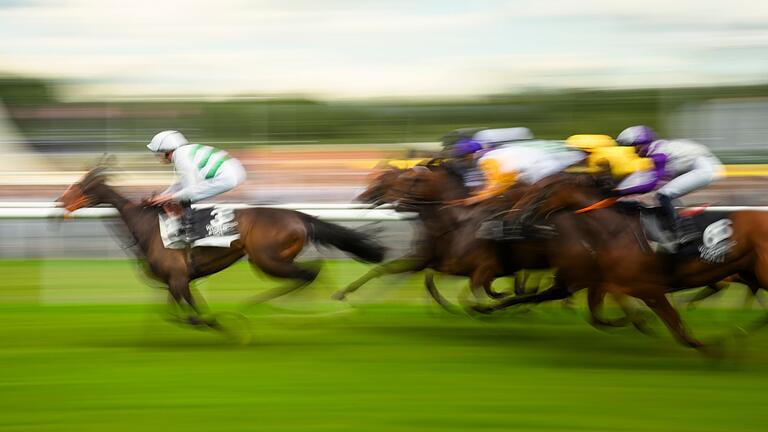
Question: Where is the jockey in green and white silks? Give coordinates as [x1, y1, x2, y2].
[146, 130, 246, 206]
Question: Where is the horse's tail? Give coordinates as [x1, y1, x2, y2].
[301, 214, 386, 263]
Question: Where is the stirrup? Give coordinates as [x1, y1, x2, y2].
[649, 238, 678, 254]
[182, 226, 193, 244]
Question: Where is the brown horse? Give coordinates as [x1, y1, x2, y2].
[481, 179, 768, 349]
[353, 162, 406, 206]
[57, 167, 386, 326]
[333, 162, 551, 308]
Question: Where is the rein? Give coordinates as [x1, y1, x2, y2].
[575, 197, 618, 214]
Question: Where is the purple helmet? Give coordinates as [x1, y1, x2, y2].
[616, 125, 657, 146]
[452, 139, 482, 157]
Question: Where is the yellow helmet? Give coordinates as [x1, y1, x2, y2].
[565, 134, 617, 151]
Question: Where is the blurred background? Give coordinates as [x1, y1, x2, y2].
[3, 2, 768, 256]
[2, 2, 768, 431]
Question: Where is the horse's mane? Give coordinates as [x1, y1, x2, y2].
[81, 168, 164, 227]
[422, 158, 470, 196]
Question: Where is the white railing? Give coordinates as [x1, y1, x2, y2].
[0, 203, 764, 221]
[0, 202, 415, 221]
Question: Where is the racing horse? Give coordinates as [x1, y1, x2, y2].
[333, 162, 551, 308]
[479, 178, 768, 349]
[353, 161, 409, 206]
[57, 167, 386, 326]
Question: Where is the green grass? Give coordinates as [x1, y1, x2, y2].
[0, 259, 767, 432]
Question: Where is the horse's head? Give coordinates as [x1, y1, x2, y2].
[384, 164, 465, 211]
[56, 167, 110, 214]
[355, 162, 405, 206]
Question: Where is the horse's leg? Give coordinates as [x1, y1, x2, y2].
[751, 285, 767, 310]
[731, 272, 768, 333]
[683, 283, 725, 310]
[332, 257, 427, 300]
[611, 292, 655, 336]
[482, 279, 504, 300]
[246, 253, 319, 304]
[513, 271, 536, 296]
[168, 275, 214, 327]
[736, 273, 765, 310]
[468, 264, 499, 302]
[476, 275, 572, 313]
[587, 286, 630, 328]
[424, 270, 462, 314]
[642, 294, 703, 349]
[482, 279, 508, 300]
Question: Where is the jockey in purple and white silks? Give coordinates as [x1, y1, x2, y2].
[614, 125, 724, 246]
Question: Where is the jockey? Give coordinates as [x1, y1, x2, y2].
[145, 130, 247, 240]
[564, 134, 654, 178]
[460, 141, 585, 206]
[615, 125, 725, 246]
[450, 138, 485, 189]
[447, 127, 535, 189]
[473, 127, 534, 149]
[564, 134, 655, 191]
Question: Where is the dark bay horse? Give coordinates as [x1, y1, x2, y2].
[333, 162, 551, 308]
[57, 167, 385, 325]
[481, 179, 768, 349]
[353, 161, 407, 206]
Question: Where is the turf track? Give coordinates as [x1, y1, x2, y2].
[1, 259, 767, 432]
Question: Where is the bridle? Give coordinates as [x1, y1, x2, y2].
[60, 183, 91, 214]
[390, 166, 464, 207]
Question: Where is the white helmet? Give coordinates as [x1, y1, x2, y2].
[147, 130, 189, 153]
[473, 127, 533, 146]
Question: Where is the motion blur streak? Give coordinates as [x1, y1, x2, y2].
[2, 0, 768, 430]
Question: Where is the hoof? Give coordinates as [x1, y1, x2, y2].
[472, 304, 495, 315]
[330, 291, 347, 301]
[185, 315, 208, 327]
[487, 291, 509, 300]
[695, 343, 724, 358]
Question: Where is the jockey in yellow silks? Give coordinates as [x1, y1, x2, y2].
[564, 134, 654, 178]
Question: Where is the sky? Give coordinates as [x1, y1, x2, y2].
[1, 0, 767, 99]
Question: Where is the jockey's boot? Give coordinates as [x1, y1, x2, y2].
[676, 211, 700, 246]
[180, 200, 194, 243]
[657, 193, 680, 251]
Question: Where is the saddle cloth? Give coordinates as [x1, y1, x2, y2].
[159, 206, 240, 249]
[634, 205, 736, 262]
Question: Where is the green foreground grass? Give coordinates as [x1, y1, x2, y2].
[1, 259, 768, 432]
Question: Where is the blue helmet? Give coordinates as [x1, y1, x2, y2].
[616, 125, 657, 147]
[452, 138, 482, 157]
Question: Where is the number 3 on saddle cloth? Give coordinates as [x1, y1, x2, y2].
[159, 205, 240, 249]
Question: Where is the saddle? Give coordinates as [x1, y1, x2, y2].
[159, 205, 240, 249]
[476, 209, 557, 241]
[475, 186, 561, 242]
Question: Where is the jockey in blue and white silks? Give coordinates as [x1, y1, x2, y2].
[615, 125, 724, 245]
